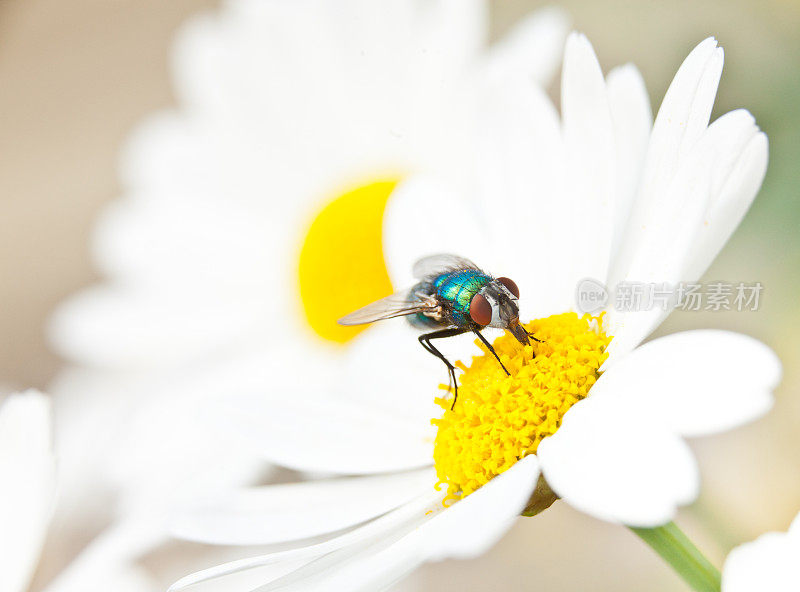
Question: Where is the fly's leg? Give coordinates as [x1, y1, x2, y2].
[418, 328, 468, 410]
[526, 330, 543, 343]
[472, 330, 511, 375]
[525, 329, 543, 359]
[418, 334, 458, 407]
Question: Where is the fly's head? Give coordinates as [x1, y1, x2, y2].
[468, 277, 529, 345]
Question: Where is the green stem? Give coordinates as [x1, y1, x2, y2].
[630, 522, 721, 592]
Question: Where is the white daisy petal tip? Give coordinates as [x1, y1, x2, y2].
[538, 329, 781, 527]
[688, 36, 722, 64]
[564, 31, 598, 64]
[0, 390, 54, 460]
[721, 510, 800, 592]
[631, 331, 780, 436]
[606, 63, 646, 96]
[565, 30, 588, 45]
[482, 5, 570, 86]
[562, 30, 605, 97]
[688, 36, 725, 111]
[700, 36, 719, 48]
[521, 4, 571, 31]
[606, 62, 651, 119]
[1, 389, 51, 417]
[561, 32, 603, 96]
[791, 512, 800, 534]
[537, 396, 699, 527]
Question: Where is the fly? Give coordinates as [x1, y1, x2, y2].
[337, 254, 540, 408]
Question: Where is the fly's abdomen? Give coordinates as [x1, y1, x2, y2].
[406, 281, 440, 329]
[435, 270, 491, 326]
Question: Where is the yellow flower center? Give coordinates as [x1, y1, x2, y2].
[298, 180, 398, 343]
[433, 312, 610, 503]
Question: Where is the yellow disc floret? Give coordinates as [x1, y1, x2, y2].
[432, 312, 610, 503]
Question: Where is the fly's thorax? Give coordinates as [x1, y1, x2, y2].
[477, 281, 520, 328]
[433, 270, 492, 325]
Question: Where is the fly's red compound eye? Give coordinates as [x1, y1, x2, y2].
[497, 277, 520, 298]
[469, 293, 492, 326]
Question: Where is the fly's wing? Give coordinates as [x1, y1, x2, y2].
[337, 288, 436, 326]
[412, 253, 481, 279]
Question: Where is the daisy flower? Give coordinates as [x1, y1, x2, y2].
[722, 510, 800, 591]
[165, 33, 781, 592]
[46, 0, 570, 582]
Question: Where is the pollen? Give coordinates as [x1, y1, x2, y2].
[432, 312, 610, 504]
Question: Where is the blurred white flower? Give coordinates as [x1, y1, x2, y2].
[0, 391, 157, 592]
[51, 0, 568, 370]
[165, 35, 781, 591]
[0, 391, 55, 592]
[722, 511, 800, 591]
[46, 0, 570, 585]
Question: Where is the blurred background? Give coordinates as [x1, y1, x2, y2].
[1, 0, 798, 590]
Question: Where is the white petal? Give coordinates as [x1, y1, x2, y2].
[249, 456, 540, 592]
[638, 109, 761, 286]
[597, 330, 780, 437]
[683, 127, 768, 281]
[382, 176, 495, 289]
[216, 387, 433, 475]
[118, 111, 218, 198]
[409, 454, 539, 560]
[96, 566, 157, 592]
[606, 63, 652, 260]
[170, 10, 231, 119]
[42, 519, 166, 592]
[472, 75, 567, 317]
[44, 564, 158, 592]
[109, 384, 268, 515]
[609, 38, 723, 288]
[339, 321, 482, 422]
[482, 6, 569, 86]
[92, 196, 290, 293]
[168, 0, 491, 206]
[48, 347, 303, 527]
[560, 33, 616, 296]
[606, 109, 763, 361]
[722, 512, 800, 592]
[0, 391, 56, 592]
[47, 367, 153, 525]
[48, 286, 270, 368]
[644, 37, 723, 194]
[792, 512, 800, 534]
[538, 391, 698, 527]
[425, 0, 487, 69]
[171, 438, 537, 592]
[170, 468, 436, 545]
[168, 490, 440, 591]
